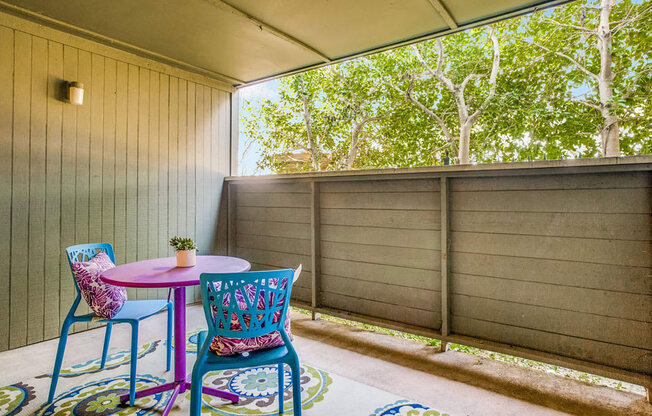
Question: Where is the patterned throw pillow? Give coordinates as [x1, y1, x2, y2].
[72, 252, 127, 319]
[209, 277, 293, 356]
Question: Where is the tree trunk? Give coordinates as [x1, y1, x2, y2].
[409, 29, 498, 165]
[458, 122, 471, 164]
[300, 95, 321, 171]
[601, 113, 619, 156]
[597, 0, 619, 156]
[297, 76, 321, 171]
[346, 122, 360, 170]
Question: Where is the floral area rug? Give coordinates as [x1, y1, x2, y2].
[0, 330, 452, 415]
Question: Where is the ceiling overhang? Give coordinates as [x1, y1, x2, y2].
[0, 0, 573, 88]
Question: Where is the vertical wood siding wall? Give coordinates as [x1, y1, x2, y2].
[225, 164, 652, 385]
[0, 13, 232, 352]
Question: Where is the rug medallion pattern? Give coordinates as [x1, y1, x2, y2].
[0, 382, 36, 416]
[37, 374, 170, 415]
[197, 364, 331, 415]
[371, 400, 451, 416]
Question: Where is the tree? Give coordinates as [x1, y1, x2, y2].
[387, 28, 500, 164]
[242, 61, 391, 172]
[327, 62, 386, 169]
[517, 0, 651, 156]
[242, 70, 344, 173]
[240, 0, 651, 174]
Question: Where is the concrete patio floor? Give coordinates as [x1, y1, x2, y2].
[1, 305, 648, 416]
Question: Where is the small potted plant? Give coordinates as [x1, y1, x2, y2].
[169, 236, 199, 267]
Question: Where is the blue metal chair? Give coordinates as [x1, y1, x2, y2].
[191, 269, 301, 416]
[48, 243, 173, 406]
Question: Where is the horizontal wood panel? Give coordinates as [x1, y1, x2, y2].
[321, 274, 440, 313]
[294, 274, 312, 290]
[450, 252, 651, 295]
[321, 258, 440, 290]
[321, 208, 440, 230]
[451, 188, 649, 214]
[291, 285, 312, 303]
[237, 248, 311, 273]
[321, 225, 440, 250]
[238, 220, 311, 239]
[234, 182, 310, 193]
[237, 192, 311, 208]
[229, 168, 652, 382]
[451, 231, 651, 267]
[249, 263, 311, 289]
[321, 292, 439, 330]
[450, 172, 651, 191]
[321, 192, 439, 210]
[450, 211, 651, 241]
[237, 234, 310, 256]
[452, 316, 651, 374]
[452, 294, 651, 349]
[451, 273, 651, 322]
[237, 206, 310, 224]
[321, 241, 440, 270]
[321, 179, 439, 193]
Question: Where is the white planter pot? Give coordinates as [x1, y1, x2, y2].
[176, 249, 196, 267]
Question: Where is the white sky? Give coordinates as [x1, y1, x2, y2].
[238, 80, 280, 176]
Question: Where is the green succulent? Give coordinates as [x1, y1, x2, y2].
[169, 236, 199, 252]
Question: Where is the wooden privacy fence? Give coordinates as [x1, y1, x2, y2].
[223, 157, 652, 388]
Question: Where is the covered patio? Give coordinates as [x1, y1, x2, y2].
[0, 0, 650, 415]
[3, 304, 651, 415]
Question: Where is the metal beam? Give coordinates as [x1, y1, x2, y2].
[205, 0, 332, 64]
[425, 0, 458, 29]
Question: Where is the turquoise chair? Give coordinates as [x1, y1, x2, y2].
[47, 243, 173, 406]
[191, 269, 301, 415]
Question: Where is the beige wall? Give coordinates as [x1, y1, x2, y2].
[0, 11, 233, 351]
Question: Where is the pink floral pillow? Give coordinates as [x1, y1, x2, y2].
[72, 252, 127, 319]
[209, 277, 293, 356]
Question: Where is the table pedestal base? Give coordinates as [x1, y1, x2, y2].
[119, 286, 238, 415]
[119, 380, 239, 415]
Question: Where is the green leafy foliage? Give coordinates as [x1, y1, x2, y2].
[169, 236, 198, 252]
[242, 0, 651, 173]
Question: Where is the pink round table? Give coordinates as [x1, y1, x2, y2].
[101, 255, 250, 413]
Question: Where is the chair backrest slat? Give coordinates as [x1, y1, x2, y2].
[200, 270, 295, 339]
[65, 243, 115, 293]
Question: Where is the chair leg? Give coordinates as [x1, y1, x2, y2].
[100, 322, 113, 369]
[190, 367, 205, 416]
[166, 302, 172, 371]
[197, 330, 207, 357]
[278, 363, 284, 414]
[47, 318, 73, 403]
[128, 322, 139, 406]
[289, 357, 302, 416]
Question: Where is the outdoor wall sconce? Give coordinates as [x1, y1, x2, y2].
[67, 81, 84, 105]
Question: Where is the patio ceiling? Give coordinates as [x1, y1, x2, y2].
[1, 0, 571, 87]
